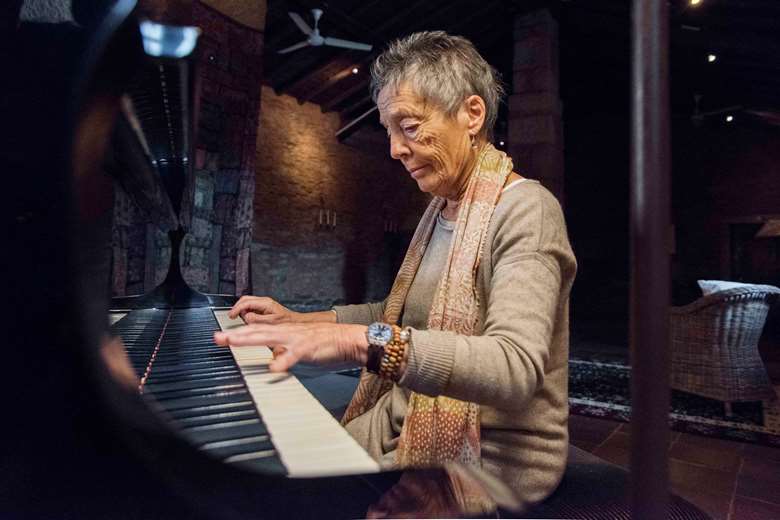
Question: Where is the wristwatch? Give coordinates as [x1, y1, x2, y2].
[365, 322, 411, 380]
[365, 322, 393, 374]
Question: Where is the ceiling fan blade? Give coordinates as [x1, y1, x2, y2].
[323, 36, 372, 51]
[288, 12, 312, 35]
[277, 41, 310, 54]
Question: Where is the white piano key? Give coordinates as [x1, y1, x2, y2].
[211, 309, 380, 478]
[109, 312, 127, 326]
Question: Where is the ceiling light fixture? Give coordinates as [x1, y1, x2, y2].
[499, 141, 505, 146]
[352, 67, 359, 74]
[726, 115, 734, 122]
[690, 0, 702, 6]
[707, 54, 717, 63]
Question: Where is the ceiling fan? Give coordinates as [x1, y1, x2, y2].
[278, 8, 372, 54]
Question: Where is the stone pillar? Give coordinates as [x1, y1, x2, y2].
[181, 0, 265, 296]
[508, 9, 564, 203]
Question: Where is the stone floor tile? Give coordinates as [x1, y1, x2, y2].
[731, 496, 780, 520]
[669, 459, 737, 497]
[676, 433, 746, 454]
[669, 440, 743, 473]
[741, 443, 780, 464]
[670, 486, 732, 520]
[568, 414, 621, 446]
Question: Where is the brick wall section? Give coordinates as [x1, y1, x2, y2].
[508, 9, 564, 203]
[252, 86, 429, 310]
[181, 1, 263, 296]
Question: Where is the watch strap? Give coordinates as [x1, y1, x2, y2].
[366, 343, 384, 375]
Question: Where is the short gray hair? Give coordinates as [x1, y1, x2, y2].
[370, 31, 505, 139]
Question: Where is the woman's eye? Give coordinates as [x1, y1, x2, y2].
[402, 125, 419, 135]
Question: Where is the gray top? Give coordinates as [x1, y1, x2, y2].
[334, 179, 577, 512]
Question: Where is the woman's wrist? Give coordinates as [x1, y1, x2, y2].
[297, 310, 338, 323]
[341, 324, 369, 365]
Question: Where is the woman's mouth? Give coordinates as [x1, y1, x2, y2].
[409, 165, 427, 178]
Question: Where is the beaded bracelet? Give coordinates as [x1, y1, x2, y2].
[378, 325, 410, 381]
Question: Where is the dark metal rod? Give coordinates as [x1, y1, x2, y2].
[630, 0, 671, 518]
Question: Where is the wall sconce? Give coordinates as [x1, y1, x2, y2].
[317, 208, 337, 230]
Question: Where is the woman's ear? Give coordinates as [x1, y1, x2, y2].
[463, 95, 486, 137]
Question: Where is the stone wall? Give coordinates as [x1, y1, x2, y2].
[179, 0, 264, 295]
[111, 0, 264, 296]
[111, 185, 171, 296]
[508, 9, 564, 203]
[252, 86, 429, 310]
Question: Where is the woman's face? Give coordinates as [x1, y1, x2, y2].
[377, 83, 481, 200]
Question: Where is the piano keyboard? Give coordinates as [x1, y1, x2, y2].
[213, 309, 380, 477]
[110, 307, 379, 478]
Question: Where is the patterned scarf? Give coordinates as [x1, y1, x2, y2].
[342, 143, 513, 472]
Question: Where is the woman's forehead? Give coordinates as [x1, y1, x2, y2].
[377, 84, 431, 123]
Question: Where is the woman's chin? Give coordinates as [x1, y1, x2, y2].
[413, 177, 438, 195]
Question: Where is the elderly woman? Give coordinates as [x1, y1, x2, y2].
[215, 31, 576, 513]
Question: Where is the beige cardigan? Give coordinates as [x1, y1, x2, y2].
[334, 180, 577, 511]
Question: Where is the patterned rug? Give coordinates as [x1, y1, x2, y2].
[569, 359, 780, 448]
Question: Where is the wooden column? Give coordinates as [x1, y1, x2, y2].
[630, 0, 671, 518]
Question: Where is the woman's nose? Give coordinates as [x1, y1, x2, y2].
[389, 134, 409, 160]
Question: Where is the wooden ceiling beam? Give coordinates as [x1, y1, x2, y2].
[321, 80, 371, 113]
[274, 51, 360, 93]
[332, 0, 508, 139]
[336, 105, 377, 142]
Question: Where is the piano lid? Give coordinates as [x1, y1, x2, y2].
[109, 19, 201, 226]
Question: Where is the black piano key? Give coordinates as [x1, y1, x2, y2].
[155, 390, 251, 411]
[200, 435, 275, 460]
[145, 367, 240, 383]
[146, 383, 246, 401]
[172, 407, 259, 428]
[165, 400, 256, 420]
[182, 419, 268, 446]
[150, 359, 237, 374]
[227, 454, 287, 475]
[143, 375, 244, 394]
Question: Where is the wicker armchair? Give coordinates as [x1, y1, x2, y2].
[670, 285, 780, 414]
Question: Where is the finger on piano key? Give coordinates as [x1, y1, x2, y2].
[212, 307, 381, 478]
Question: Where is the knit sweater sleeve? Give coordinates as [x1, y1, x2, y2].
[398, 183, 576, 410]
[332, 300, 386, 325]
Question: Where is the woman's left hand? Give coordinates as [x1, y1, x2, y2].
[213, 322, 368, 372]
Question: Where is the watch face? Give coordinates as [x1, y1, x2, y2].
[367, 322, 393, 345]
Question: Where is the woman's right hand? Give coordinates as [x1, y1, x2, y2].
[228, 296, 302, 324]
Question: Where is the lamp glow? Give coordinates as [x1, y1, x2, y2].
[726, 115, 734, 122]
[707, 54, 717, 63]
[690, 0, 702, 5]
[352, 67, 359, 74]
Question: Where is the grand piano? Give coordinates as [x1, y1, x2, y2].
[3, 1, 519, 518]
[4, 1, 711, 518]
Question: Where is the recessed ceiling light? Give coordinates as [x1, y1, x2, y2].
[726, 115, 734, 122]
[352, 67, 359, 74]
[690, 0, 702, 6]
[707, 54, 717, 63]
[499, 141, 505, 146]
